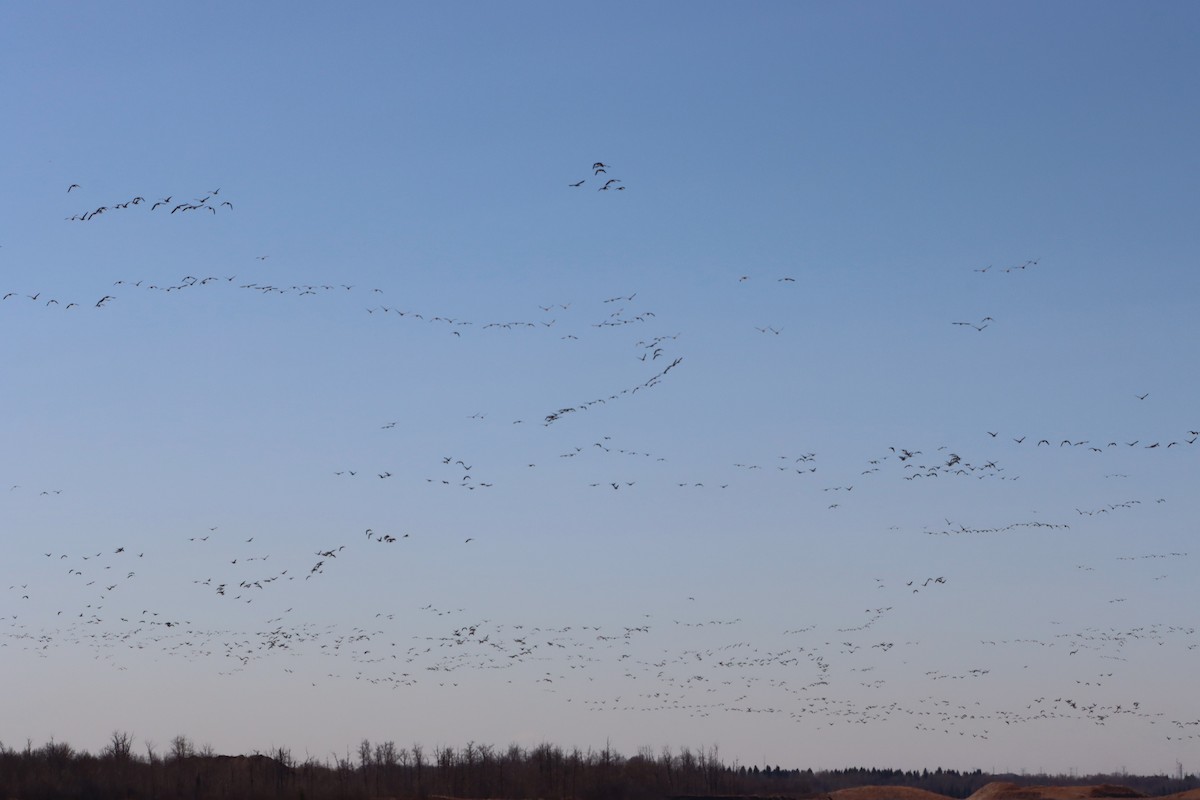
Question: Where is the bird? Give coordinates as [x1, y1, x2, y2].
[67, 184, 80, 192]
[569, 180, 585, 187]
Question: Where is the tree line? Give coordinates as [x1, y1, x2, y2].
[0, 733, 1195, 800]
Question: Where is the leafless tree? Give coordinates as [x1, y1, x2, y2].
[169, 734, 194, 762]
[101, 730, 134, 762]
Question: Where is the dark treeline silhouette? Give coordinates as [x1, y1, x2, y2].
[0, 733, 1196, 800]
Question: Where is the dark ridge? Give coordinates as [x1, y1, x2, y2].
[0, 736, 1196, 800]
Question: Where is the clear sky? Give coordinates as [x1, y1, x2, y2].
[2, 1, 1198, 776]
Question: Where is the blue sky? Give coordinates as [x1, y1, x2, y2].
[2, 1, 1199, 774]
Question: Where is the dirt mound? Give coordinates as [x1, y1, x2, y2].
[831, 787, 955, 800]
[967, 783, 1145, 800]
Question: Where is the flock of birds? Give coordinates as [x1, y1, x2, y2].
[65, 185, 234, 221]
[4, 514, 1195, 740]
[569, 162, 626, 191]
[1, 172, 1197, 759]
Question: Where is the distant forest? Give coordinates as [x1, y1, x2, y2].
[1, 734, 1196, 800]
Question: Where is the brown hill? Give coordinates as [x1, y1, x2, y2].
[1159, 792, 1200, 800]
[967, 783, 1146, 800]
[831, 787, 956, 800]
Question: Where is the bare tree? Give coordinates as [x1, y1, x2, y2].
[102, 730, 134, 761]
[169, 734, 193, 762]
[412, 742, 425, 797]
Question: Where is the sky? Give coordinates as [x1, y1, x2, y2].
[2, 0, 1198, 776]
